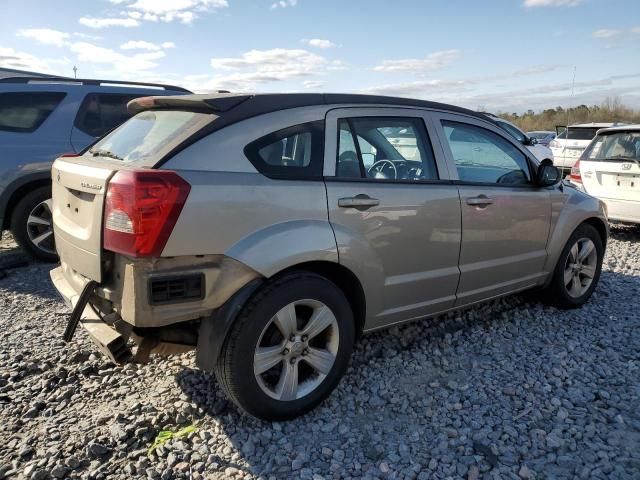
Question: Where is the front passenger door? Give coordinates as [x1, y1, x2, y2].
[434, 114, 552, 306]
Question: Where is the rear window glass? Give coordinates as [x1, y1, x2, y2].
[0, 92, 66, 133]
[582, 132, 640, 161]
[75, 93, 141, 138]
[244, 121, 324, 179]
[88, 110, 212, 163]
[556, 128, 599, 141]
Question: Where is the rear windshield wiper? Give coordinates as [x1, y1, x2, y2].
[603, 156, 640, 163]
[90, 149, 123, 160]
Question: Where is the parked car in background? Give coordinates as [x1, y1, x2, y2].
[0, 76, 191, 261]
[482, 113, 554, 163]
[550, 122, 629, 173]
[527, 130, 556, 146]
[569, 125, 640, 224]
[50, 93, 607, 420]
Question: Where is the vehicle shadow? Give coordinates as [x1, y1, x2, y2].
[175, 266, 640, 478]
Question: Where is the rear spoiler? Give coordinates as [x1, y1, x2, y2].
[127, 94, 251, 115]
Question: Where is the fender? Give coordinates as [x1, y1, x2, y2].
[542, 187, 608, 286]
[224, 219, 339, 277]
[0, 171, 52, 230]
[196, 277, 264, 371]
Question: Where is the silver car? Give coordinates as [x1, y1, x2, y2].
[49, 93, 608, 420]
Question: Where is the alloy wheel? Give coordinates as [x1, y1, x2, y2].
[564, 237, 597, 298]
[26, 199, 55, 255]
[253, 299, 340, 401]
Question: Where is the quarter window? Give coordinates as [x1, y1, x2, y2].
[0, 92, 66, 133]
[75, 93, 140, 138]
[336, 117, 439, 182]
[244, 121, 324, 179]
[442, 121, 531, 185]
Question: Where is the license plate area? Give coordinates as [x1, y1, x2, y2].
[616, 174, 639, 190]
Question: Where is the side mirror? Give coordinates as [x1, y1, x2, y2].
[536, 163, 561, 187]
[527, 136, 538, 146]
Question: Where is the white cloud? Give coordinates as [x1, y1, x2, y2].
[373, 49, 461, 74]
[79, 17, 140, 28]
[69, 41, 166, 71]
[112, 0, 228, 24]
[17, 28, 70, 47]
[303, 38, 337, 49]
[523, 0, 583, 7]
[271, 0, 297, 9]
[0, 47, 67, 74]
[593, 29, 623, 39]
[303, 80, 326, 89]
[120, 40, 176, 51]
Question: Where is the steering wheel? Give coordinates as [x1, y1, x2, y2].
[367, 159, 398, 180]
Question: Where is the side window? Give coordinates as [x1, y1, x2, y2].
[0, 92, 66, 133]
[244, 121, 324, 179]
[442, 121, 531, 185]
[336, 117, 439, 182]
[75, 93, 139, 138]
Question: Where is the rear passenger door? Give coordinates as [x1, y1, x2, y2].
[70, 93, 139, 151]
[324, 108, 462, 329]
[432, 112, 552, 306]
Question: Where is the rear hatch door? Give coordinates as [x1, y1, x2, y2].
[580, 130, 640, 202]
[52, 157, 115, 281]
[581, 159, 640, 202]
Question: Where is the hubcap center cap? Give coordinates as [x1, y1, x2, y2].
[290, 341, 305, 355]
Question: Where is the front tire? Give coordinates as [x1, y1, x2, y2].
[10, 186, 58, 262]
[215, 272, 355, 420]
[541, 223, 604, 309]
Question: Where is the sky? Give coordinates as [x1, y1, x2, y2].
[1, 0, 640, 113]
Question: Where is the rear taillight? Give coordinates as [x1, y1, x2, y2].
[103, 170, 190, 257]
[569, 160, 582, 184]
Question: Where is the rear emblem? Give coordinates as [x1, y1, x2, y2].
[622, 163, 632, 170]
[81, 182, 103, 191]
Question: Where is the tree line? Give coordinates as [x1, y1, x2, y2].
[491, 97, 640, 132]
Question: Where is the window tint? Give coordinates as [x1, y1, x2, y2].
[244, 121, 324, 179]
[75, 93, 140, 137]
[0, 92, 66, 133]
[496, 120, 526, 143]
[442, 121, 530, 185]
[336, 117, 438, 182]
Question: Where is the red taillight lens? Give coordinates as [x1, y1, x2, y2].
[569, 160, 582, 184]
[103, 170, 190, 257]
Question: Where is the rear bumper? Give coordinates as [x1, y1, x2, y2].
[51, 254, 261, 328]
[600, 197, 640, 224]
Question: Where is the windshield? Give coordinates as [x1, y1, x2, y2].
[556, 128, 599, 141]
[88, 109, 212, 163]
[582, 131, 640, 161]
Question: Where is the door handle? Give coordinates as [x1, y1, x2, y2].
[338, 195, 380, 208]
[466, 195, 493, 206]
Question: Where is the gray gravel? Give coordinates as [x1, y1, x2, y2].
[1, 227, 639, 479]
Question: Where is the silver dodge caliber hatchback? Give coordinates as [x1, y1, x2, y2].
[50, 93, 608, 420]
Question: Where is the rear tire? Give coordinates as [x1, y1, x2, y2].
[215, 272, 355, 420]
[10, 186, 58, 263]
[541, 223, 604, 309]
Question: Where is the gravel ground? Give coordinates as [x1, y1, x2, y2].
[1, 227, 639, 480]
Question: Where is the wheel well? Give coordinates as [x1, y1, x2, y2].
[2, 179, 51, 231]
[583, 217, 608, 248]
[276, 261, 366, 338]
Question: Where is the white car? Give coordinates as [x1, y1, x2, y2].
[485, 114, 554, 163]
[570, 125, 640, 223]
[550, 122, 628, 172]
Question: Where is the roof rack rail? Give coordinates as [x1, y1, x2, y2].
[0, 76, 191, 93]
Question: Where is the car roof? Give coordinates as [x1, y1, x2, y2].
[595, 124, 640, 134]
[128, 92, 494, 123]
[528, 130, 554, 134]
[0, 76, 191, 93]
[566, 122, 630, 128]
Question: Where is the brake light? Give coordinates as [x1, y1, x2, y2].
[103, 170, 190, 257]
[569, 160, 582, 184]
